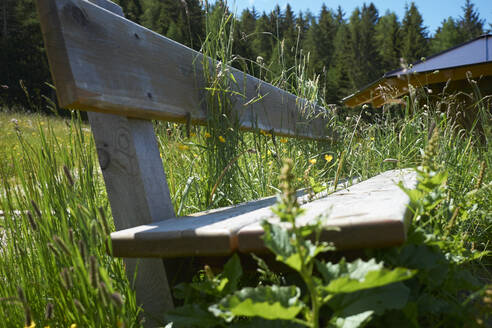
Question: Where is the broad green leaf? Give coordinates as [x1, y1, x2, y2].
[327, 282, 411, 316]
[231, 317, 302, 328]
[283, 253, 303, 272]
[222, 253, 243, 294]
[323, 267, 416, 294]
[262, 221, 296, 259]
[396, 244, 447, 288]
[330, 311, 373, 328]
[263, 221, 333, 271]
[166, 304, 222, 328]
[209, 285, 305, 322]
[316, 258, 383, 284]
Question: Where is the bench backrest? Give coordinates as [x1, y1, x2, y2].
[36, 0, 331, 139]
[35, 0, 332, 321]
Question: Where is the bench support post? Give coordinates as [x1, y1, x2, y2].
[86, 2, 175, 326]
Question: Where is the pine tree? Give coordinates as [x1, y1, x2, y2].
[1, 0, 50, 109]
[140, 0, 203, 50]
[115, 0, 143, 24]
[458, 0, 484, 41]
[375, 11, 401, 71]
[281, 4, 297, 68]
[430, 17, 461, 54]
[236, 8, 257, 65]
[401, 2, 428, 64]
[309, 5, 337, 73]
[347, 4, 381, 89]
[251, 13, 274, 65]
[330, 17, 353, 102]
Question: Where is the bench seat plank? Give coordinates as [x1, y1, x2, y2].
[111, 169, 417, 258]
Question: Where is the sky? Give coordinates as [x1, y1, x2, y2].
[225, 0, 492, 35]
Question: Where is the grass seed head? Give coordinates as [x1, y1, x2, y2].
[30, 200, 42, 219]
[61, 268, 73, 290]
[63, 165, 75, 186]
[26, 211, 37, 231]
[89, 255, 99, 289]
[475, 161, 486, 190]
[110, 292, 124, 308]
[53, 235, 71, 256]
[45, 302, 54, 320]
[73, 299, 86, 313]
[78, 239, 87, 263]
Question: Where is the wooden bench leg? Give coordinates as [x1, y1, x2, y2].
[89, 112, 175, 326]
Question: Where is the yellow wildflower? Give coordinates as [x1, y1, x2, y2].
[218, 136, 226, 143]
[177, 144, 190, 151]
[70, 324, 77, 328]
[370, 137, 375, 141]
[267, 160, 273, 166]
[190, 132, 197, 137]
[24, 322, 35, 328]
[204, 132, 212, 138]
[324, 154, 333, 163]
[279, 138, 288, 144]
[309, 158, 317, 165]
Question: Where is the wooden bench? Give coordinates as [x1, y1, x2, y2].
[36, 0, 417, 325]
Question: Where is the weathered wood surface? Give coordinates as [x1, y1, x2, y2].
[36, 0, 330, 139]
[79, 2, 175, 325]
[111, 169, 417, 258]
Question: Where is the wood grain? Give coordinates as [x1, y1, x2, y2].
[37, 0, 332, 139]
[78, 1, 175, 325]
[111, 170, 416, 258]
[344, 62, 492, 107]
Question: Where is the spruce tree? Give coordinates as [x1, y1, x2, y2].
[236, 8, 257, 65]
[458, 0, 484, 42]
[347, 4, 381, 89]
[430, 17, 461, 54]
[115, 0, 143, 24]
[375, 11, 401, 71]
[330, 18, 353, 102]
[401, 2, 428, 64]
[1, 0, 50, 109]
[313, 5, 337, 73]
[252, 13, 274, 66]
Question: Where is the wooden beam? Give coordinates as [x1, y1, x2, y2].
[111, 170, 417, 258]
[37, 0, 331, 139]
[343, 62, 492, 108]
[67, 1, 176, 326]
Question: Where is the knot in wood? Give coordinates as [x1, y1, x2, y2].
[97, 148, 111, 170]
[65, 3, 89, 27]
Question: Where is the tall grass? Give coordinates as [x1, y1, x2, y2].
[0, 112, 141, 327]
[0, 4, 490, 326]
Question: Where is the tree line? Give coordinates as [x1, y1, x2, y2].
[0, 0, 489, 110]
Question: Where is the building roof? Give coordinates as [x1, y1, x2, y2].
[343, 34, 492, 107]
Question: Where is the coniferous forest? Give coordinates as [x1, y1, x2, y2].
[0, 0, 490, 110]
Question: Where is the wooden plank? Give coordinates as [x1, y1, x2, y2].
[74, 2, 175, 325]
[344, 61, 492, 107]
[88, 79, 175, 328]
[238, 169, 416, 252]
[111, 170, 416, 258]
[36, 0, 331, 139]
